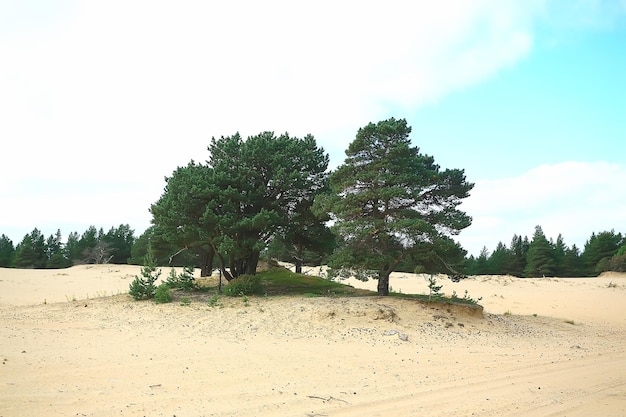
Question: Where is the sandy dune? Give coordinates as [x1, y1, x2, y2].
[1, 264, 625, 416]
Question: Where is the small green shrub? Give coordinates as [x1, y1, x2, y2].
[426, 275, 443, 301]
[165, 266, 196, 290]
[129, 251, 161, 300]
[154, 284, 172, 304]
[224, 274, 263, 296]
[207, 294, 221, 307]
[461, 289, 482, 304]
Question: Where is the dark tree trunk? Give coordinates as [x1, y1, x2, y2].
[200, 247, 214, 277]
[377, 271, 390, 296]
[210, 242, 233, 281]
[294, 260, 303, 274]
[244, 250, 260, 275]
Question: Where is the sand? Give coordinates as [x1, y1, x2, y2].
[1, 264, 625, 416]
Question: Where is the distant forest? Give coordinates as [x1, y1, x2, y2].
[1, 224, 624, 278]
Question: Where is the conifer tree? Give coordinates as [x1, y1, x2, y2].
[316, 118, 473, 295]
[524, 226, 556, 277]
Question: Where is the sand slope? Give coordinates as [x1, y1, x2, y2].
[1, 265, 625, 416]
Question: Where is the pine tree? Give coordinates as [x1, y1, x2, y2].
[474, 247, 490, 275]
[552, 234, 567, 276]
[14, 228, 46, 268]
[315, 118, 473, 295]
[129, 250, 161, 300]
[487, 242, 509, 275]
[524, 226, 556, 277]
[0, 234, 15, 267]
[508, 234, 527, 277]
[45, 229, 71, 269]
[582, 230, 623, 275]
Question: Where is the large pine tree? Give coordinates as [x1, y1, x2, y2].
[151, 132, 329, 279]
[316, 118, 473, 295]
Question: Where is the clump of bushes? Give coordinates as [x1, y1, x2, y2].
[224, 274, 263, 296]
[165, 266, 196, 290]
[154, 283, 172, 304]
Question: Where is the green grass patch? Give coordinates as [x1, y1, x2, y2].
[257, 268, 369, 296]
[161, 266, 482, 308]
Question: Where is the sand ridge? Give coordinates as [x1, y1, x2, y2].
[1, 265, 625, 416]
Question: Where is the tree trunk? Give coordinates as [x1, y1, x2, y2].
[200, 247, 214, 277]
[244, 250, 260, 275]
[210, 242, 233, 281]
[377, 271, 390, 296]
[292, 246, 304, 274]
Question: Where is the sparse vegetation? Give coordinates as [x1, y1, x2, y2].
[165, 266, 196, 290]
[128, 251, 160, 300]
[426, 275, 444, 301]
[207, 294, 221, 307]
[450, 289, 483, 305]
[224, 274, 263, 296]
[154, 284, 172, 304]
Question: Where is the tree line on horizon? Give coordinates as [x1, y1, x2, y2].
[1, 224, 623, 278]
[465, 226, 625, 277]
[0, 225, 136, 269]
[1, 119, 624, 288]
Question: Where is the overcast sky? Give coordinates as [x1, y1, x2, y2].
[1, 0, 625, 256]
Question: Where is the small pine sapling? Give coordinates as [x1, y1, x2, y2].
[129, 251, 161, 300]
[427, 275, 444, 301]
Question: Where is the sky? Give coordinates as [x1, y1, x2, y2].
[1, 0, 625, 257]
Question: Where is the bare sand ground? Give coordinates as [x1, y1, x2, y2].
[1, 264, 625, 416]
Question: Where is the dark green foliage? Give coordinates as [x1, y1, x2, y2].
[154, 283, 173, 303]
[524, 226, 557, 277]
[75, 226, 99, 263]
[150, 131, 329, 280]
[0, 234, 15, 267]
[608, 245, 626, 272]
[129, 251, 161, 300]
[488, 242, 510, 275]
[399, 236, 468, 282]
[14, 228, 47, 268]
[45, 229, 71, 269]
[562, 244, 585, 277]
[73, 224, 135, 265]
[316, 118, 473, 295]
[223, 274, 263, 296]
[101, 224, 135, 264]
[552, 234, 567, 276]
[583, 230, 623, 275]
[465, 227, 625, 277]
[507, 235, 529, 277]
[128, 228, 151, 265]
[267, 217, 336, 274]
[165, 266, 196, 290]
[467, 247, 490, 275]
[65, 232, 80, 264]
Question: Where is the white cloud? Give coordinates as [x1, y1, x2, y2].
[1, 1, 622, 244]
[1, 1, 542, 175]
[458, 161, 626, 256]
